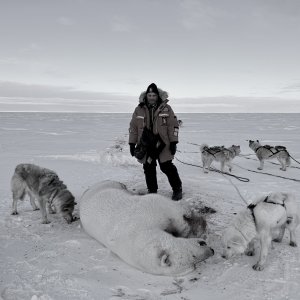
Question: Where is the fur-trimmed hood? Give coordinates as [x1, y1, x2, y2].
[139, 88, 169, 103]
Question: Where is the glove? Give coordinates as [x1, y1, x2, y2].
[129, 143, 136, 157]
[169, 142, 177, 155]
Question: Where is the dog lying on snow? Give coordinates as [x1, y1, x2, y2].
[200, 144, 241, 173]
[80, 180, 214, 276]
[248, 140, 291, 171]
[11, 163, 77, 224]
[221, 192, 299, 271]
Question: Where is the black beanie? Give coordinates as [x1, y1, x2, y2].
[145, 83, 159, 95]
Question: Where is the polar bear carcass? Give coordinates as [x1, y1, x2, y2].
[80, 181, 214, 275]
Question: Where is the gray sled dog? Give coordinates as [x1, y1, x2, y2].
[11, 163, 77, 224]
[222, 192, 300, 271]
[200, 144, 241, 173]
[248, 140, 291, 171]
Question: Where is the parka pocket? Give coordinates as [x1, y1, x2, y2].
[158, 113, 169, 126]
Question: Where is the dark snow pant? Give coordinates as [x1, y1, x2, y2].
[143, 160, 182, 193]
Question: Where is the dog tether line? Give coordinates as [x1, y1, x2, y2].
[289, 154, 300, 165]
[220, 172, 249, 205]
[232, 163, 300, 183]
[175, 156, 250, 205]
[238, 154, 300, 170]
[186, 141, 300, 166]
[174, 156, 250, 182]
[182, 142, 300, 180]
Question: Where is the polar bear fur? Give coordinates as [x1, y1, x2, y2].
[80, 180, 214, 275]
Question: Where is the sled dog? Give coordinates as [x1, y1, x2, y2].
[11, 164, 77, 224]
[222, 192, 299, 271]
[248, 140, 290, 171]
[200, 144, 241, 173]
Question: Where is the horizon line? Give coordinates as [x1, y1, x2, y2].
[1, 111, 299, 114]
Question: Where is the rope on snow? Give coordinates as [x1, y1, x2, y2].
[174, 156, 250, 182]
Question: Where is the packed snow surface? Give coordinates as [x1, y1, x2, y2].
[0, 113, 299, 300]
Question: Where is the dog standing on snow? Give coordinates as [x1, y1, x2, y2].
[221, 192, 299, 271]
[248, 140, 291, 171]
[80, 180, 214, 276]
[200, 144, 241, 173]
[11, 163, 77, 224]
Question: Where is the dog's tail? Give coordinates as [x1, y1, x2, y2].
[200, 143, 209, 153]
[11, 172, 27, 200]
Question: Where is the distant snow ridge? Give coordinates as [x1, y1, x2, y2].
[101, 135, 138, 166]
[38, 135, 139, 167]
[39, 148, 138, 166]
[39, 150, 102, 163]
[103, 145, 138, 167]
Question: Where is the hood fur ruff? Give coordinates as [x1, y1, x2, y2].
[139, 88, 169, 103]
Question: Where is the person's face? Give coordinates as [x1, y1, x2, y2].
[147, 92, 158, 105]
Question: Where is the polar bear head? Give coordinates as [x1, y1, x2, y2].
[137, 235, 214, 276]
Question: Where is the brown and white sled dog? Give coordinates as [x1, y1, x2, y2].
[248, 140, 291, 171]
[222, 192, 299, 271]
[11, 164, 77, 224]
[200, 144, 241, 173]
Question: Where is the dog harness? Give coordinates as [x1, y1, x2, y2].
[247, 196, 287, 228]
[263, 195, 285, 208]
[255, 145, 288, 158]
[247, 203, 258, 228]
[202, 146, 224, 157]
[202, 146, 237, 160]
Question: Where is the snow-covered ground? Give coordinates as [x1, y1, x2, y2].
[0, 112, 299, 300]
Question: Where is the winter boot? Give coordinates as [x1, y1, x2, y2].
[172, 187, 182, 201]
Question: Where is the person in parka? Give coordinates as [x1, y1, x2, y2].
[128, 83, 182, 200]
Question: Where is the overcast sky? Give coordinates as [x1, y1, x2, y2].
[1, 0, 300, 112]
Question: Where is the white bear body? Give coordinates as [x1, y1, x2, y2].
[80, 181, 214, 275]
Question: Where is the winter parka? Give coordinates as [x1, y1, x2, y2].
[129, 88, 179, 163]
